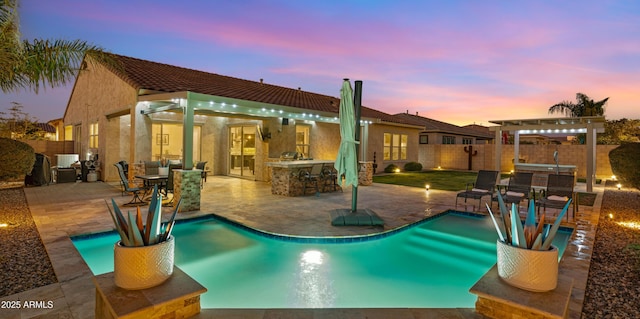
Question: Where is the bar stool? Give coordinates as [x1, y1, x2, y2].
[299, 164, 323, 195]
[322, 166, 340, 192]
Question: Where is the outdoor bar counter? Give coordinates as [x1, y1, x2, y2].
[267, 160, 373, 196]
[515, 163, 577, 187]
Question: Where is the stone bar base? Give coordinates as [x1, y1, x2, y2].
[174, 169, 202, 212]
[93, 266, 206, 319]
[267, 160, 373, 196]
[470, 265, 573, 319]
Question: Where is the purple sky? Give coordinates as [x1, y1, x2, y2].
[2, 0, 639, 125]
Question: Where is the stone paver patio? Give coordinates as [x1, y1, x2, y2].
[1, 176, 602, 318]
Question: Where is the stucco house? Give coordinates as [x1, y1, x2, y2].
[62, 53, 428, 182]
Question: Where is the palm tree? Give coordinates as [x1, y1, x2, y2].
[548, 93, 609, 117]
[0, 0, 114, 93]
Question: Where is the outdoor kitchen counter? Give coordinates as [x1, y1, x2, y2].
[266, 160, 373, 196]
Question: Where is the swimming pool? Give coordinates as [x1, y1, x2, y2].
[72, 212, 572, 309]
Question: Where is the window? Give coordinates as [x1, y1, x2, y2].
[419, 135, 429, 144]
[383, 133, 408, 160]
[462, 138, 473, 144]
[442, 136, 456, 144]
[89, 123, 98, 148]
[296, 125, 310, 157]
[64, 125, 73, 141]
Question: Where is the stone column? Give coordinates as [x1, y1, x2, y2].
[174, 169, 201, 212]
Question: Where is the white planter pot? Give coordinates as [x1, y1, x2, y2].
[496, 239, 558, 292]
[114, 236, 174, 290]
[158, 167, 169, 176]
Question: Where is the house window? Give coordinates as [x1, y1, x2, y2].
[419, 135, 429, 144]
[442, 136, 455, 144]
[383, 133, 408, 160]
[64, 125, 73, 141]
[89, 123, 98, 148]
[462, 138, 473, 144]
[296, 125, 310, 157]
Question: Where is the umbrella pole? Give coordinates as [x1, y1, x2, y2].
[351, 80, 363, 212]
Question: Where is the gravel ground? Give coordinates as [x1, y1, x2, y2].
[582, 182, 640, 319]
[0, 187, 57, 298]
[1, 184, 639, 318]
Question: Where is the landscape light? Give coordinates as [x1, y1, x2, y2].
[617, 184, 622, 190]
[394, 168, 400, 173]
[611, 175, 617, 180]
[425, 184, 430, 191]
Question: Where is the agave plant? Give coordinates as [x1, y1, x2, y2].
[486, 195, 571, 251]
[106, 185, 181, 247]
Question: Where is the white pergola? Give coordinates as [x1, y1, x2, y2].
[489, 116, 605, 192]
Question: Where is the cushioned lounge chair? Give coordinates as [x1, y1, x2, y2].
[456, 170, 499, 211]
[536, 174, 575, 221]
[492, 172, 533, 211]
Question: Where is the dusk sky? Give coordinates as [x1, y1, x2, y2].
[2, 0, 639, 126]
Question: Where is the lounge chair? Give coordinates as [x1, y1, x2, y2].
[492, 172, 533, 211]
[455, 170, 499, 211]
[114, 163, 146, 206]
[536, 174, 575, 221]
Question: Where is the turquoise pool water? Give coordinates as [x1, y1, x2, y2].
[72, 212, 572, 308]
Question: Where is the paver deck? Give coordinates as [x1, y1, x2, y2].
[2, 176, 602, 318]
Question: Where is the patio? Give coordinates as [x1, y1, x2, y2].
[2, 176, 602, 318]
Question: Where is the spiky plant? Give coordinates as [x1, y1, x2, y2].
[106, 185, 181, 247]
[487, 195, 571, 251]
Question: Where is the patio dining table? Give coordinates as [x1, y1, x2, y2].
[135, 174, 168, 198]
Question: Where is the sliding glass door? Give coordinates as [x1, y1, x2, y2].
[229, 126, 255, 178]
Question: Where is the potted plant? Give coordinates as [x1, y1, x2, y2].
[486, 195, 571, 292]
[158, 159, 169, 176]
[106, 185, 181, 290]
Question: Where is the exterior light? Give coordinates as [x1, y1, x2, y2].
[611, 175, 617, 180]
[617, 183, 622, 190]
[394, 168, 400, 173]
[0, 223, 7, 228]
[425, 184, 430, 191]
[608, 213, 614, 219]
[510, 169, 514, 174]
[437, 166, 442, 170]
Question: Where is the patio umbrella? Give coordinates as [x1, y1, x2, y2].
[330, 80, 382, 226]
[334, 79, 359, 191]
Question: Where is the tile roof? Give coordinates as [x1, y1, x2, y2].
[103, 53, 414, 125]
[392, 113, 493, 138]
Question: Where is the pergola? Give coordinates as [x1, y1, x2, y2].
[489, 116, 605, 192]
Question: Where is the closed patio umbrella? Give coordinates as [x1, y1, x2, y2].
[334, 79, 359, 190]
[331, 79, 383, 226]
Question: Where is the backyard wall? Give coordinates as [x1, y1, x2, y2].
[19, 140, 75, 166]
[418, 144, 618, 179]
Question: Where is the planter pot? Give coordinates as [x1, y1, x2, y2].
[114, 236, 174, 290]
[158, 167, 169, 176]
[496, 239, 558, 292]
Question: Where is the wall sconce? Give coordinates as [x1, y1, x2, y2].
[425, 184, 430, 191]
[617, 183, 622, 190]
[0, 223, 7, 228]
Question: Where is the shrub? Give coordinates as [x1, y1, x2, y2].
[609, 143, 640, 190]
[404, 162, 423, 172]
[0, 138, 35, 181]
[384, 164, 399, 173]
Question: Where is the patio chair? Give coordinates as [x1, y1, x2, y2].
[163, 163, 182, 206]
[455, 170, 499, 211]
[144, 160, 160, 175]
[114, 163, 146, 206]
[536, 174, 575, 221]
[196, 161, 207, 188]
[492, 172, 533, 212]
[299, 164, 324, 195]
[116, 160, 129, 195]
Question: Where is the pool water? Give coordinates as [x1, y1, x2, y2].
[72, 212, 572, 309]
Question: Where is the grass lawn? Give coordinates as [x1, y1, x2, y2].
[373, 170, 509, 191]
